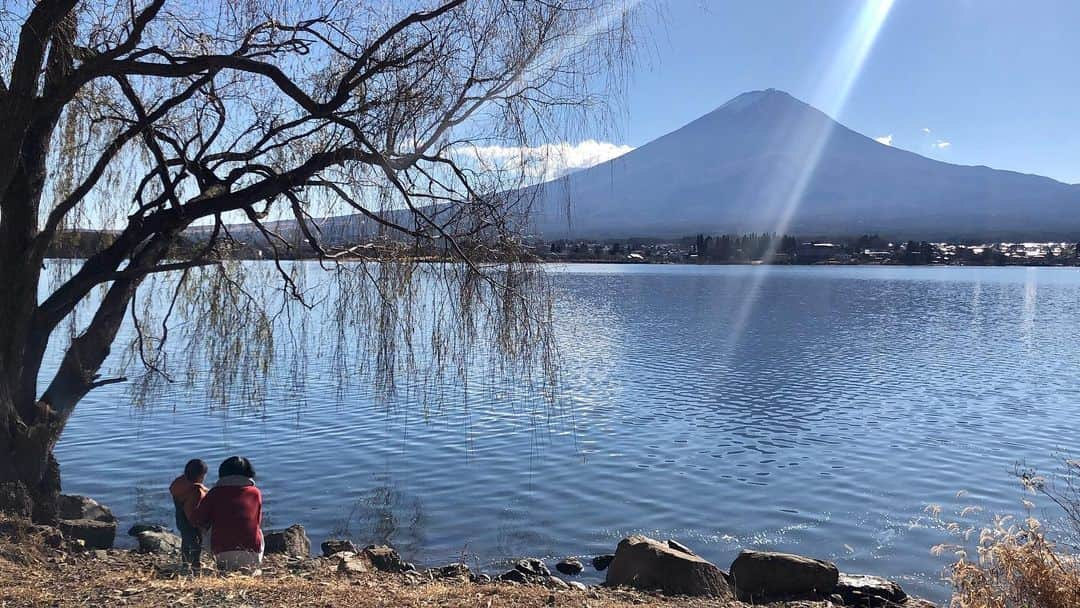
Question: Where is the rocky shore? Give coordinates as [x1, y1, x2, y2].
[0, 495, 940, 608]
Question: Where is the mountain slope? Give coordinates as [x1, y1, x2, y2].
[528, 89, 1080, 239]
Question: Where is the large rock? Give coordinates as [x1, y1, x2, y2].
[57, 495, 115, 523]
[58, 518, 116, 550]
[605, 535, 731, 597]
[364, 545, 407, 572]
[264, 524, 310, 557]
[135, 530, 182, 554]
[835, 574, 907, 607]
[321, 539, 357, 557]
[556, 558, 584, 576]
[729, 550, 839, 599]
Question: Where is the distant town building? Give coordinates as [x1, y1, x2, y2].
[796, 242, 849, 263]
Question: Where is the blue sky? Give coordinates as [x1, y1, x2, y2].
[587, 0, 1080, 184]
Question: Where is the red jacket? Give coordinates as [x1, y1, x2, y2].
[192, 476, 263, 554]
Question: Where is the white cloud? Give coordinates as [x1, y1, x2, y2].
[874, 134, 893, 146]
[462, 140, 634, 182]
[922, 127, 932, 134]
[933, 140, 951, 149]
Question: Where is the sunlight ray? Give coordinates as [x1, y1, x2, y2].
[723, 0, 895, 354]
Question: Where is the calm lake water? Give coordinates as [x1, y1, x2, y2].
[54, 264, 1080, 600]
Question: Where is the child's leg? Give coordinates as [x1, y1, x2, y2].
[175, 509, 200, 566]
[189, 528, 203, 568]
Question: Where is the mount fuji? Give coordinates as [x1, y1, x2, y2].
[528, 89, 1080, 239]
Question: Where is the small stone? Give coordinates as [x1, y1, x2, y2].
[498, 569, 530, 584]
[545, 576, 570, 590]
[835, 573, 906, 606]
[568, 581, 588, 591]
[127, 523, 169, 537]
[592, 554, 615, 571]
[364, 545, 407, 573]
[135, 530, 182, 554]
[515, 558, 550, 577]
[337, 553, 371, 575]
[430, 563, 471, 579]
[473, 573, 493, 583]
[555, 558, 584, 576]
[667, 539, 695, 555]
[263, 524, 310, 557]
[321, 539, 357, 557]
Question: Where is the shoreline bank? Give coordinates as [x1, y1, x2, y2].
[1, 495, 940, 608]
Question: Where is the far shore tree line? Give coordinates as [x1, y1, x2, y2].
[46, 228, 1080, 267]
[541, 232, 1080, 266]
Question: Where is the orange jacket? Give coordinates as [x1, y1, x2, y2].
[169, 475, 208, 523]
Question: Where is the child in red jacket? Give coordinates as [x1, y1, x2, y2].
[169, 459, 208, 569]
[193, 456, 264, 572]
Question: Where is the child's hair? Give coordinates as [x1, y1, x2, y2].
[183, 459, 208, 481]
[218, 456, 256, 480]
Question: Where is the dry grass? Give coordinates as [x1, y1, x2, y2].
[948, 516, 1080, 608]
[944, 459, 1080, 608]
[0, 527, 829, 608]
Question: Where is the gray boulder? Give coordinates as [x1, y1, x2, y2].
[264, 524, 310, 557]
[135, 530, 182, 554]
[605, 535, 731, 597]
[592, 554, 615, 571]
[729, 550, 839, 600]
[835, 573, 907, 606]
[321, 539, 357, 557]
[568, 580, 588, 591]
[556, 557, 584, 576]
[57, 495, 115, 523]
[58, 518, 116, 550]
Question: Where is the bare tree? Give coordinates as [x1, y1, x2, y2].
[0, 0, 638, 523]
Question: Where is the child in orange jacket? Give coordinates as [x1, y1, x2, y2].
[169, 459, 208, 569]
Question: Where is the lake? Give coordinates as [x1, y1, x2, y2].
[53, 263, 1080, 601]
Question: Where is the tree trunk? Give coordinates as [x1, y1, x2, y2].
[0, 406, 62, 524]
